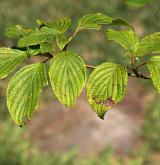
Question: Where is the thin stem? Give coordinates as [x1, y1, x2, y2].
[135, 61, 148, 69]
[36, 53, 53, 58]
[72, 29, 79, 39]
[63, 29, 79, 51]
[86, 64, 96, 69]
[131, 54, 135, 67]
[42, 57, 52, 63]
[128, 72, 151, 79]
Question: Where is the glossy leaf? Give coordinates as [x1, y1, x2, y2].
[18, 26, 57, 47]
[7, 63, 48, 125]
[49, 51, 86, 106]
[77, 13, 112, 31]
[87, 62, 128, 119]
[136, 32, 160, 56]
[0, 48, 27, 79]
[148, 56, 160, 93]
[106, 29, 139, 54]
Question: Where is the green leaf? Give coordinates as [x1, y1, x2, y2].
[111, 18, 133, 29]
[0, 48, 27, 79]
[106, 29, 139, 54]
[37, 17, 71, 34]
[49, 51, 86, 106]
[49, 17, 71, 34]
[148, 56, 160, 93]
[86, 62, 128, 119]
[56, 35, 72, 51]
[7, 63, 48, 125]
[5, 25, 26, 38]
[18, 26, 57, 47]
[77, 13, 112, 31]
[40, 42, 53, 53]
[27, 48, 41, 57]
[136, 32, 160, 56]
[5, 25, 34, 39]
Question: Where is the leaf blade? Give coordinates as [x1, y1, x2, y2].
[37, 17, 71, 34]
[111, 18, 133, 29]
[0, 48, 27, 79]
[136, 32, 160, 56]
[86, 62, 128, 119]
[18, 26, 57, 47]
[77, 13, 112, 31]
[49, 51, 86, 106]
[148, 56, 160, 93]
[7, 63, 48, 125]
[106, 29, 139, 54]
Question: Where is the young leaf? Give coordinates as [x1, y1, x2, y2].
[49, 17, 71, 34]
[77, 13, 112, 31]
[7, 63, 48, 125]
[148, 56, 160, 93]
[136, 32, 160, 56]
[86, 62, 128, 119]
[40, 42, 53, 53]
[49, 51, 86, 106]
[27, 47, 41, 57]
[106, 29, 139, 54]
[111, 18, 133, 29]
[5, 25, 26, 38]
[56, 35, 72, 51]
[18, 26, 57, 47]
[37, 17, 71, 34]
[0, 48, 27, 79]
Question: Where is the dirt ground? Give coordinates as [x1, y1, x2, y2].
[28, 79, 150, 156]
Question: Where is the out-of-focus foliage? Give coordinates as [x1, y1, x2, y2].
[125, 0, 151, 7]
[143, 97, 160, 151]
[0, 120, 76, 165]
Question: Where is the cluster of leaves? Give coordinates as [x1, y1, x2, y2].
[0, 13, 160, 126]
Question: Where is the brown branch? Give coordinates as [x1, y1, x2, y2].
[132, 68, 140, 77]
[131, 54, 135, 67]
[135, 61, 148, 69]
[34, 53, 54, 63]
[42, 57, 52, 63]
[128, 72, 151, 79]
[36, 53, 53, 58]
